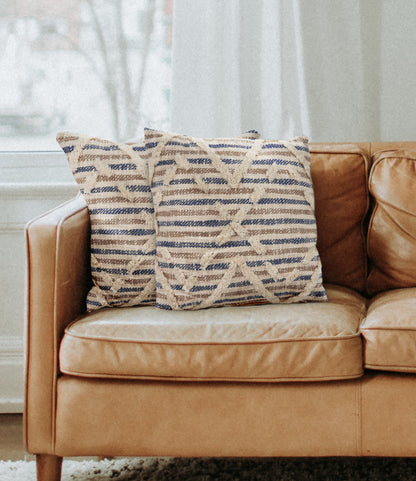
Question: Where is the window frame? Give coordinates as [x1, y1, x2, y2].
[0, 150, 76, 185]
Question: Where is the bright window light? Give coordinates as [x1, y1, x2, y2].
[0, 0, 173, 151]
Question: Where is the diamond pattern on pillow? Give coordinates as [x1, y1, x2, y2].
[57, 132, 156, 310]
[146, 129, 327, 310]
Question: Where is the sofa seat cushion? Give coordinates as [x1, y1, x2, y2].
[59, 284, 365, 382]
[361, 288, 416, 372]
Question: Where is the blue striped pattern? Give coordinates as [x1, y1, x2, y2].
[56, 132, 156, 311]
[146, 129, 327, 310]
[57, 130, 263, 311]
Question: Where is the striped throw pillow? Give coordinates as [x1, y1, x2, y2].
[146, 129, 327, 310]
[57, 131, 262, 311]
[57, 132, 156, 310]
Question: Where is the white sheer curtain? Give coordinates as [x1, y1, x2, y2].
[171, 0, 416, 141]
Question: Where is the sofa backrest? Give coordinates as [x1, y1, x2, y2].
[367, 148, 416, 295]
[310, 144, 369, 295]
[310, 141, 416, 297]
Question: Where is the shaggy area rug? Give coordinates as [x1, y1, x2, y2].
[1, 457, 416, 480]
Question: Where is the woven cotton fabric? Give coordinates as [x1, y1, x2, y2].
[57, 132, 156, 310]
[57, 131, 261, 311]
[146, 129, 327, 310]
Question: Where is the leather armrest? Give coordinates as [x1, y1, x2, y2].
[25, 194, 91, 454]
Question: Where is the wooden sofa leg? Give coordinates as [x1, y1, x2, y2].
[36, 454, 63, 481]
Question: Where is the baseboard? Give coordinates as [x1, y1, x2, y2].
[0, 336, 24, 413]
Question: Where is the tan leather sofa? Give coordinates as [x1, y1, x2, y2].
[25, 142, 416, 481]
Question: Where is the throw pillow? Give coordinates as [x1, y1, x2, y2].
[57, 132, 156, 310]
[57, 130, 263, 311]
[146, 129, 327, 310]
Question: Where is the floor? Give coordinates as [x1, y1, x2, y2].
[0, 414, 99, 463]
[0, 414, 33, 461]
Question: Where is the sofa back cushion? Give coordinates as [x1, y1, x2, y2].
[367, 150, 416, 295]
[310, 145, 369, 295]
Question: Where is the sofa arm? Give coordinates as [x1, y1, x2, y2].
[25, 195, 91, 454]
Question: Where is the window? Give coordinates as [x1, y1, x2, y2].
[0, 0, 172, 150]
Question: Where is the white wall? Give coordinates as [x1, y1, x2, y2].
[0, 153, 78, 412]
